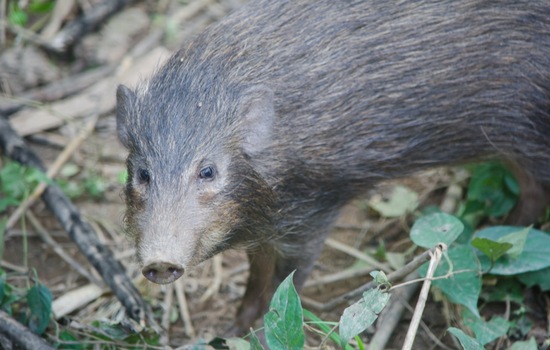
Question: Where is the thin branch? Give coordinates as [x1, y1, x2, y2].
[0, 310, 54, 350]
[6, 116, 98, 230]
[402, 244, 446, 350]
[0, 115, 158, 333]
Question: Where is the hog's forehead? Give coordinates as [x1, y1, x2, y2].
[128, 87, 236, 167]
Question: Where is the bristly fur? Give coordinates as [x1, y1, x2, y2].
[116, 0, 550, 333]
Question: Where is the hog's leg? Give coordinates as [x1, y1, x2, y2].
[232, 230, 330, 335]
[507, 164, 550, 225]
[230, 246, 276, 335]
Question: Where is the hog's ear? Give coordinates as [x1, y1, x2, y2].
[116, 85, 137, 148]
[239, 85, 275, 156]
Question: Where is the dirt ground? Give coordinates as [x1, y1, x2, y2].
[0, 1, 548, 349]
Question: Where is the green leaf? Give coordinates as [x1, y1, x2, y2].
[496, 226, 529, 259]
[471, 237, 513, 262]
[447, 327, 484, 350]
[462, 309, 509, 346]
[420, 245, 481, 317]
[410, 212, 464, 248]
[24, 166, 49, 185]
[517, 267, 550, 291]
[368, 186, 418, 218]
[224, 337, 251, 350]
[303, 309, 354, 350]
[465, 162, 518, 217]
[249, 331, 265, 350]
[369, 270, 390, 288]
[56, 330, 84, 350]
[29, 0, 55, 13]
[475, 226, 550, 275]
[507, 337, 538, 350]
[339, 288, 390, 346]
[27, 283, 52, 335]
[91, 320, 128, 340]
[9, 10, 28, 26]
[480, 278, 525, 305]
[264, 271, 304, 350]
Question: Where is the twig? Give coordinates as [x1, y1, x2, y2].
[175, 279, 195, 338]
[304, 265, 373, 289]
[0, 310, 54, 349]
[0, 260, 27, 273]
[161, 283, 175, 333]
[199, 254, 223, 303]
[0, 65, 116, 116]
[6, 116, 98, 230]
[25, 211, 100, 286]
[303, 247, 435, 312]
[402, 244, 446, 350]
[0, 19, 51, 48]
[325, 238, 392, 272]
[48, 0, 135, 52]
[51, 284, 105, 319]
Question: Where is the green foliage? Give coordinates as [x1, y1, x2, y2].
[447, 328, 484, 350]
[338, 288, 390, 347]
[263, 271, 305, 350]
[461, 162, 519, 221]
[303, 310, 356, 350]
[419, 244, 482, 317]
[56, 163, 108, 200]
[410, 212, 464, 248]
[53, 321, 161, 349]
[0, 270, 53, 337]
[471, 238, 513, 265]
[210, 162, 547, 349]
[7, 0, 55, 26]
[474, 226, 550, 275]
[0, 160, 49, 212]
[461, 309, 509, 346]
[507, 337, 538, 350]
[27, 283, 52, 335]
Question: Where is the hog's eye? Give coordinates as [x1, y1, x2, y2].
[137, 168, 150, 184]
[199, 166, 215, 180]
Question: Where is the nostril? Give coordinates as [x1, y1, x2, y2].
[142, 261, 185, 284]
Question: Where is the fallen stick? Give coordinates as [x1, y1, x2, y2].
[0, 115, 158, 333]
[303, 247, 434, 312]
[0, 310, 54, 350]
[6, 116, 98, 230]
[48, 0, 135, 52]
[402, 243, 445, 350]
[0, 65, 116, 116]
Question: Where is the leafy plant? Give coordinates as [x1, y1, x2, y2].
[0, 269, 53, 336]
[7, 0, 55, 26]
[56, 163, 109, 200]
[0, 160, 49, 212]
[459, 162, 519, 225]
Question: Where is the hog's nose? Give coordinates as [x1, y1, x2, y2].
[142, 261, 184, 284]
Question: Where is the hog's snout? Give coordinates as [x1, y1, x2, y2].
[142, 261, 185, 284]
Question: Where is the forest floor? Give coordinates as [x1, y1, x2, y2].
[0, 1, 548, 349]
